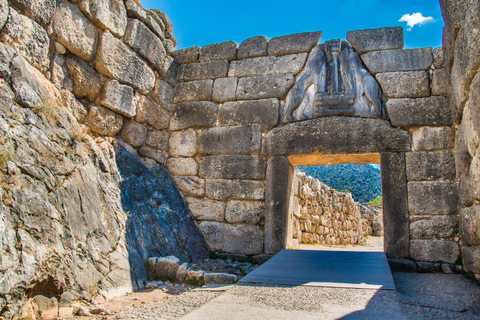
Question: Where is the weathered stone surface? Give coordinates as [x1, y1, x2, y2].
[166, 157, 198, 176]
[0, 0, 7, 31]
[66, 56, 102, 102]
[173, 176, 205, 198]
[138, 145, 166, 164]
[121, 119, 147, 147]
[9, 0, 55, 27]
[124, 0, 146, 21]
[135, 95, 170, 130]
[387, 96, 453, 127]
[346, 27, 403, 54]
[198, 124, 261, 155]
[272, 53, 308, 75]
[410, 240, 460, 264]
[153, 79, 174, 111]
[158, 55, 179, 88]
[198, 222, 264, 255]
[174, 80, 213, 103]
[147, 256, 179, 281]
[204, 273, 237, 285]
[262, 117, 411, 155]
[232, 180, 265, 200]
[199, 41, 237, 62]
[431, 68, 450, 96]
[53, 1, 97, 62]
[460, 206, 480, 245]
[410, 215, 458, 239]
[124, 19, 166, 73]
[146, 130, 168, 151]
[95, 32, 155, 94]
[406, 151, 456, 181]
[238, 36, 268, 59]
[172, 46, 200, 64]
[236, 74, 295, 100]
[362, 48, 433, 74]
[412, 127, 454, 151]
[408, 181, 459, 215]
[170, 101, 218, 131]
[78, 0, 127, 37]
[0, 7, 50, 72]
[143, 14, 164, 41]
[462, 246, 480, 274]
[87, 104, 123, 136]
[268, 32, 322, 56]
[433, 47, 444, 69]
[150, 9, 171, 32]
[376, 71, 430, 98]
[169, 129, 197, 157]
[213, 77, 238, 103]
[199, 155, 267, 180]
[219, 99, 279, 132]
[206, 179, 232, 200]
[179, 60, 229, 81]
[226, 200, 264, 224]
[61, 90, 88, 123]
[101, 80, 136, 118]
[229, 54, 307, 78]
[185, 198, 225, 221]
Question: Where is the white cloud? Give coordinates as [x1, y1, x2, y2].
[399, 12, 434, 31]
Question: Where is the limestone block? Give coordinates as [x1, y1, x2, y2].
[172, 46, 200, 64]
[173, 176, 205, 197]
[410, 240, 459, 264]
[386, 96, 453, 128]
[199, 155, 267, 180]
[179, 60, 229, 81]
[238, 35, 268, 59]
[218, 98, 279, 132]
[432, 47, 444, 69]
[164, 39, 175, 55]
[376, 71, 430, 98]
[9, 0, 55, 27]
[101, 79, 136, 118]
[174, 80, 213, 103]
[408, 181, 458, 215]
[121, 119, 147, 147]
[236, 74, 295, 100]
[150, 9, 172, 32]
[138, 145, 166, 164]
[412, 127, 454, 151]
[213, 77, 238, 103]
[410, 215, 458, 239]
[170, 101, 218, 131]
[124, 0, 147, 21]
[0, 0, 7, 30]
[225, 200, 264, 224]
[206, 179, 232, 200]
[185, 197, 225, 221]
[198, 221, 264, 255]
[198, 124, 261, 155]
[431, 68, 450, 96]
[135, 95, 169, 130]
[124, 19, 166, 73]
[167, 157, 198, 176]
[462, 246, 480, 274]
[87, 104, 123, 136]
[143, 14, 164, 40]
[199, 41, 237, 62]
[346, 27, 403, 54]
[169, 129, 197, 157]
[460, 206, 480, 245]
[78, 0, 127, 37]
[61, 90, 88, 123]
[147, 256, 179, 281]
[0, 7, 50, 73]
[152, 79, 174, 111]
[53, 1, 97, 62]
[204, 273, 237, 285]
[95, 32, 155, 94]
[232, 180, 265, 200]
[229, 56, 275, 77]
[362, 48, 433, 74]
[267, 32, 322, 56]
[272, 53, 308, 75]
[406, 151, 456, 181]
[145, 130, 168, 151]
[66, 56, 102, 102]
[158, 55, 179, 87]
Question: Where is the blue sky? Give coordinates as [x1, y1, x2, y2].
[140, 0, 444, 50]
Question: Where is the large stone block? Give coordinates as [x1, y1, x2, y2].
[173, 80, 213, 103]
[199, 41, 237, 62]
[185, 198, 225, 221]
[273, 53, 308, 75]
[124, 0, 146, 21]
[100, 79, 136, 118]
[346, 27, 403, 54]
[219, 98, 279, 132]
[226, 200, 264, 224]
[0, 0, 7, 30]
[170, 101, 218, 131]
[410, 215, 458, 239]
[199, 155, 267, 180]
[213, 77, 238, 103]
[146, 130, 168, 151]
[232, 180, 265, 200]
[172, 46, 200, 64]
[179, 60, 229, 81]
[238, 35, 268, 59]
[87, 104, 123, 136]
[408, 181, 459, 215]
[166, 157, 198, 176]
[9, 0, 55, 27]
[410, 240, 460, 264]
[173, 176, 205, 198]
[66, 56, 102, 102]
[78, 0, 127, 37]
[412, 127, 454, 151]
[462, 246, 480, 274]
[138, 145, 166, 164]
[95, 32, 155, 94]
[431, 68, 450, 96]
[206, 179, 232, 200]
[169, 129, 197, 157]
[267, 32, 322, 56]
[198, 221, 264, 255]
[460, 206, 480, 245]
[149, 9, 171, 32]
[406, 151, 456, 181]
[121, 119, 147, 147]
[53, 1, 97, 62]
[228, 54, 307, 78]
[135, 95, 169, 130]
[158, 55, 179, 87]
[198, 124, 261, 155]
[362, 48, 433, 74]
[236, 74, 295, 100]
[386, 96, 453, 128]
[376, 71, 430, 98]
[152, 79, 174, 111]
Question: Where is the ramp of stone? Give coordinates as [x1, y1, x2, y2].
[240, 249, 395, 290]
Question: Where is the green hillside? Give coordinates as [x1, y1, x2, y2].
[296, 164, 381, 203]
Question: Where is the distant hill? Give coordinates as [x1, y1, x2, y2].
[296, 164, 381, 203]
